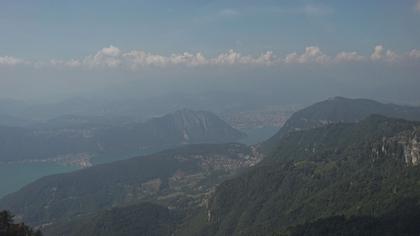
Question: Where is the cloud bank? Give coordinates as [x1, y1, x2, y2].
[0, 56, 25, 66]
[1, 45, 420, 69]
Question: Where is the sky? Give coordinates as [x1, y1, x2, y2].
[0, 0, 420, 105]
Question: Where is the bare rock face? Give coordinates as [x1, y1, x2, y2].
[370, 127, 420, 166]
[401, 129, 420, 166]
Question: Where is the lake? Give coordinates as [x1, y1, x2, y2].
[0, 162, 78, 198]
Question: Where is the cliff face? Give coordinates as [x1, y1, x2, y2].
[402, 130, 420, 166]
[370, 127, 420, 166]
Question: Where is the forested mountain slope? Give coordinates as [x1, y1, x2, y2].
[205, 115, 420, 235]
[0, 143, 259, 228]
[261, 97, 420, 153]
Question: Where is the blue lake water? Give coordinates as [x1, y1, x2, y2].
[0, 126, 279, 199]
[0, 162, 78, 199]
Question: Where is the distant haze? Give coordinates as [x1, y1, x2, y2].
[1, 62, 419, 109]
[1, 0, 420, 108]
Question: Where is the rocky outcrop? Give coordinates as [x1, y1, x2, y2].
[370, 127, 420, 166]
[400, 129, 420, 166]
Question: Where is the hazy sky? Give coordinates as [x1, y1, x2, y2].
[0, 0, 420, 105]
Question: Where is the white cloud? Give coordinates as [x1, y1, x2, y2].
[44, 46, 416, 68]
[409, 49, 420, 58]
[100, 45, 121, 57]
[123, 50, 169, 67]
[210, 50, 275, 65]
[334, 52, 365, 63]
[370, 45, 400, 62]
[85, 48, 274, 68]
[370, 45, 384, 61]
[122, 50, 209, 68]
[84, 45, 122, 68]
[385, 49, 399, 62]
[285, 46, 330, 64]
[0, 56, 25, 66]
[255, 51, 275, 65]
[2, 45, 420, 70]
[48, 59, 82, 68]
[170, 52, 208, 66]
[212, 50, 243, 65]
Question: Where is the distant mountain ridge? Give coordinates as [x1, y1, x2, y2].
[0, 109, 245, 162]
[261, 97, 420, 153]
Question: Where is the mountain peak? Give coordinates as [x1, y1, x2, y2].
[261, 97, 420, 154]
[327, 96, 348, 101]
[146, 109, 245, 145]
[171, 108, 208, 117]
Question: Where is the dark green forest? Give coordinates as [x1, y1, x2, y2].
[0, 210, 41, 236]
[204, 115, 420, 235]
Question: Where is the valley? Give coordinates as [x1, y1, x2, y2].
[2, 97, 420, 235]
[0, 106, 284, 200]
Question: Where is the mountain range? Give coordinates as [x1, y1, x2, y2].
[1, 97, 420, 236]
[205, 115, 420, 235]
[0, 109, 245, 163]
[261, 96, 420, 153]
